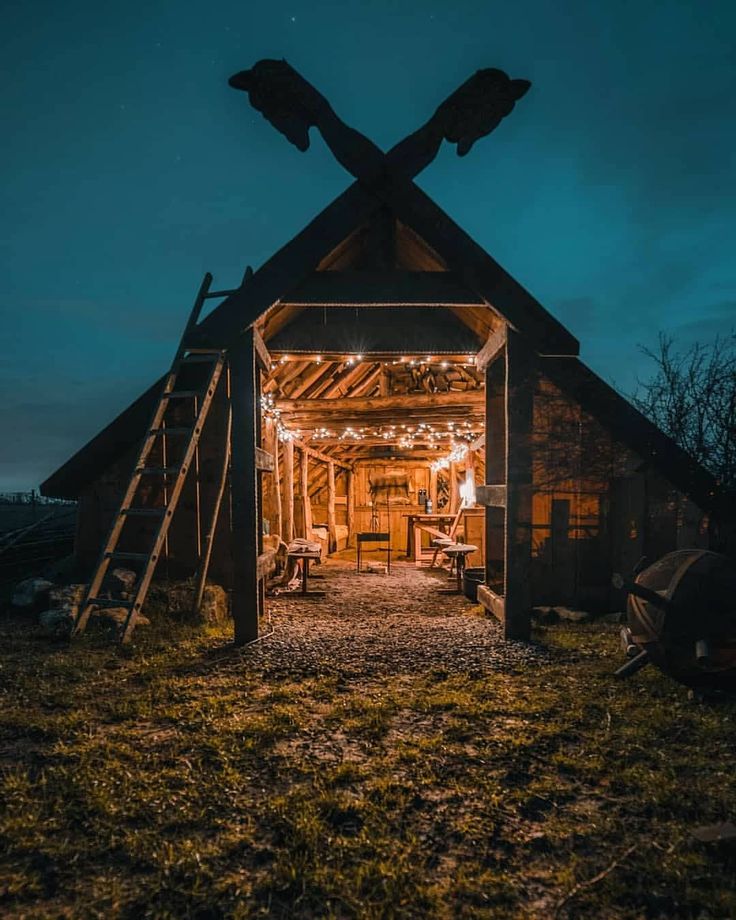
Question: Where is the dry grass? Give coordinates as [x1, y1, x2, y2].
[1, 599, 735, 918]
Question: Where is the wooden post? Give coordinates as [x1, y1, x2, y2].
[484, 342, 506, 596]
[449, 461, 460, 514]
[262, 417, 281, 538]
[327, 461, 337, 553]
[504, 328, 534, 640]
[300, 447, 313, 538]
[229, 329, 260, 645]
[282, 439, 295, 544]
[465, 449, 476, 504]
[346, 468, 355, 546]
[429, 466, 438, 511]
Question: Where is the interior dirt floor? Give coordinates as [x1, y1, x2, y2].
[248, 554, 546, 679]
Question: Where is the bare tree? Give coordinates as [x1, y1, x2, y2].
[632, 333, 736, 492]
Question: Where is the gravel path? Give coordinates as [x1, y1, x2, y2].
[241, 557, 547, 678]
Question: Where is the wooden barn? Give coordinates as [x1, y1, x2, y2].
[40, 61, 720, 644]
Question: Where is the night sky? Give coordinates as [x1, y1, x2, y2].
[2, 1, 734, 492]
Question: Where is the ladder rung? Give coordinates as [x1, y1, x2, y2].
[163, 390, 201, 399]
[149, 427, 193, 436]
[136, 466, 183, 476]
[121, 508, 166, 517]
[184, 350, 225, 358]
[87, 597, 135, 609]
[105, 552, 150, 561]
[180, 354, 221, 364]
[203, 288, 237, 299]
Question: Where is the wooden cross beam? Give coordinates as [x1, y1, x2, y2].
[229, 60, 531, 184]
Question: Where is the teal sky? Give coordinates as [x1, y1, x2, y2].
[2, 0, 735, 491]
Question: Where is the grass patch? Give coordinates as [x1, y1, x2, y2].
[1, 611, 735, 917]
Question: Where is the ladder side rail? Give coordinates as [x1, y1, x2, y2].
[176, 273, 214, 359]
[192, 399, 232, 614]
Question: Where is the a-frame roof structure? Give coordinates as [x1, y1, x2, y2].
[40, 62, 720, 512]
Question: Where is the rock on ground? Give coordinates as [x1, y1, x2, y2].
[39, 607, 74, 637]
[11, 578, 54, 611]
[157, 582, 229, 624]
[109, 567, 137, 595]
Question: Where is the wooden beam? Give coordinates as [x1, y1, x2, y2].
[289, 409, 485, 428]
[268, 351, 481, 364]
[318, 360, 374, 399]
[475, 325, 507, 372]
[346, 469, 355, 546]
[327, 461, 337, 553]
[280, 271, 486, 306]
[504, 328, 534, 641]
[300, 447, 313, 538]
[255, 447, 275, 472]
[282, 439, 295, 544]
[263, 417, 282, 538]
[379, 366, 390, 396]
[253, 326, 272, 373]
[348, 364, 383, 397]
[287, 361, 335, 399]
[469, 431, 485, 452]
[476, 484, 506, 507]
[267, 359, 311, 396]
[429, 466, 438, 510]
[449, 460, 460, 514]
[229, 330, 260, 645]
[275, 389, 483, 415]
[477, 583, 505, 621]
[485, 351, 506, 602]
[292, 437, 353, 470]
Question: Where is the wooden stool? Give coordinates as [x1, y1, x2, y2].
[440, 543, 478, 594]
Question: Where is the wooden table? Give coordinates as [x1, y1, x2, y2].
[356, 532, 391, 573]
[404, 513, 456, 565]
[286, 550, 324, 596]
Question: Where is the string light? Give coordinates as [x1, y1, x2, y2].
[431, 441, 471, 472]
[261, 394, 301, 442]
[263, 388, 482, 455]
[269, 354, 481, 367]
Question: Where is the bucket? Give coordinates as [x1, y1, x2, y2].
[462, 567, 485, 602]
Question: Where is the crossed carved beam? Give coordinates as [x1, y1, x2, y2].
[228, 59, 531, 184]
[192, 61, 577, 356]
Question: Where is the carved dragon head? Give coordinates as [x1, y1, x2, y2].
[433, 69, 531, 156]
[228, 60, 531, 176]
[228, 59, 328, 153]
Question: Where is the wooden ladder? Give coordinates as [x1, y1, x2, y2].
[73, 272, 235, 643]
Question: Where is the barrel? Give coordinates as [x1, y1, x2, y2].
[619, 550, 736, 691]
